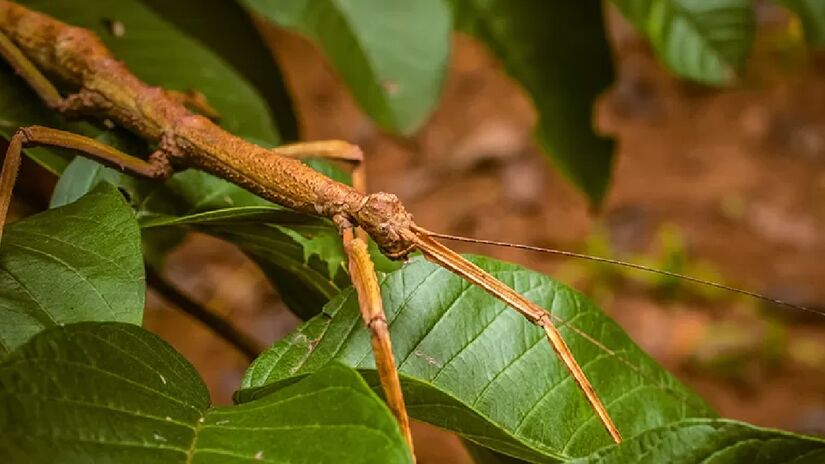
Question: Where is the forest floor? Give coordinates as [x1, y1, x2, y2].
[140, 12, 825, 463]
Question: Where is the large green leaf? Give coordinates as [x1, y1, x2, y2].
[242, 0, 451, 134]
[2, 0, 283, 172]
[575, 418, 825, 463]
[451, 0, 615, 206]
[0, 185, 144, 356]
[776, 0, 825, 48]
[240, 256, 714, 461]
[612, 0, 755, 86]
[140, 0, 299, 141]
[0, 322, 412, 463]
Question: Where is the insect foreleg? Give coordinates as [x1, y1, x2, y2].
[342, 227, 414, 453]
[275, 138, 415, 455]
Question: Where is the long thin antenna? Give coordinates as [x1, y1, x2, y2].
[425, 230, 825, 319]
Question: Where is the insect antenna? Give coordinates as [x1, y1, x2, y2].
[424, 230, 825, 319]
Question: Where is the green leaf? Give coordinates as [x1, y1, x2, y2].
[775, 0, 825, 48]
[0, 322, 412, 463]
[0, 185, 144, 356]
[243, 0, 452, 134]
[31, 0, 281, 143]
[49, 157, 121, 208]
[240, 256, 714, 461]
[575, 418, 825, 463]
[48, 153, 365, 318]
[138, 170, 352, 319]
[3, 0, 284, 172]
[451, 0, 615, 206]
[140, 0, 299, 140]
[612, 0, 755, 86]
[142, 202, 349, 319]
[47, 150, 388, 319]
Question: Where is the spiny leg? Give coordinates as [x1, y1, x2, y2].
[271, 140, 363, 163]
[274, 140, 414, 453]
[0, 126, 173, 244]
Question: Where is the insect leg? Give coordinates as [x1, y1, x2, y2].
[0, 30, 176, 241]
[341, 227, 413, 453]
[411, 228, 623, 443]
[277, 139, 414, 454]
[271, 140, 365, 193]
[165, 89, 221, 121]
[270, 140, 363, 163]
[0, 126, 173, 244]
[0, 131, 22, 245]
[0, 31, 63, 109]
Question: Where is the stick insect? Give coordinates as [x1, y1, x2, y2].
[0, 1, 818, 458]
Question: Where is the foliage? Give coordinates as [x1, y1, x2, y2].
[612, 0, 755, 86]
[240, 0, 825, 205]
[241, 0, 451, 135]
[0, 323, 410, 463]
[0, 185, 143, 355]
[450, 0, 615, 206]
[776, 0, 825, 47]
[239, 256, 715, 461]
[1, 0, 824, 463]
[576, 419, 825, 463]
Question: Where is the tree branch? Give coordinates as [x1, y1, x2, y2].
[146, 267, 263, 361]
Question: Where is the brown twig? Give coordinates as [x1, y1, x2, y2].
[146, 267, 263, 361]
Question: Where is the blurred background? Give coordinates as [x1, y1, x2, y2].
[71, 3, 825, 462]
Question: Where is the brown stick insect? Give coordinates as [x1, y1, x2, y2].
[0, 1, 818, 457]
